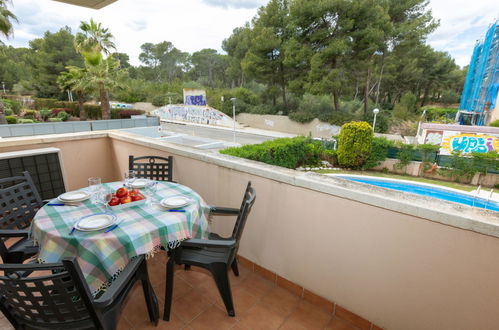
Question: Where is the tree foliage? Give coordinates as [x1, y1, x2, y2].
[0, 0, 467, 131]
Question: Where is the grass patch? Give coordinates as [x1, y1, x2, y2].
[317, 169, 499, 193]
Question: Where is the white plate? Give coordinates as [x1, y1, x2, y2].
[75, 213, 117, 231]
[130, 179, 150, 189]
[160, 196, 191, 208]
[58, 191, 90, 202]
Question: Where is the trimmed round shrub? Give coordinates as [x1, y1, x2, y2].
[57, 111, 69, 121]
[5, 116, 17, 124]
[4, 108, 13, 116]
[337, 121, 373, 168]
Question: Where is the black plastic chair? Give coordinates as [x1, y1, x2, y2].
[129, 155, 174, 182]
[0, 255, 159, 330]
[164, 182, 256, 320]
[0, 171, 43, 264]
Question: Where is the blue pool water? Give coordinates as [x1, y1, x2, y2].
[337, 175, 499, 212]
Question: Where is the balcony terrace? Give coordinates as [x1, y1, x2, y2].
[0, 129, 498, 329]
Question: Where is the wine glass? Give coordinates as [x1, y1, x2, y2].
[88, 177, 101, 204]
[144, 181, 157, 206]
[100, 190, 113, 211]
[124, 171, 136, 188]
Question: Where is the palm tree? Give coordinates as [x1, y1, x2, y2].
[74, 19, 116, 55]
[0, 0, 17, 124]
[83, 52, 126, 120]
[57, 66, 92, 121]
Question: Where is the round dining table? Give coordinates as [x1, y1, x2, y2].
[31, 181, 210, 296]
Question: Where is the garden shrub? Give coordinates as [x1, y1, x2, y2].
[2, 99, 22, 114]
[337, 121, 373, 168]
[34, 98, 59, 110]
[388, 120, 417, 136]
[490, 120, 499, 128]
[220, 137, 324, 169]
[118, 109, 146, 119]
[471, 151, 498, 175]
[48, 118, 63, 122]
[151, 95, 169, 107]
[438, 151, 477, 182]
[363, 137, 394, 169]
[322, 149, 337, 166]
[288, 111, 315, 123]
[5, 116, 17, 124]
[57, 111, 69, 121]
[23, 110, 37, 119]
[111, 109, 146, 119]
[422, 106, 458, 122]
[39, 109, 51, 121]
[249, 104, 274, 114]
[329, 111, 355, 126]
[83, 104, 101, 119]
[51, 108, 73, 116]
[418, 144, 440, 163]
[361, 111, 390, 133]
[18, 119, 34, 124]
[4, 108, 12, 116]
[395, 144, 415, 169]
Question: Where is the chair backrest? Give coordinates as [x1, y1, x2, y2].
[129, 155, 174, 182]
[0, 171, 43, 230]
[0, 259, 102, 329]
[229, 182, 256, 259]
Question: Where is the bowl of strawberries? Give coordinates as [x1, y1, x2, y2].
[108, 187, 146, 209]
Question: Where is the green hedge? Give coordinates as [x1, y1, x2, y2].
[5, 116, 17, 124]
[34, 98, 102, 119]
[362, 137, 394, 169]
[220, 137, 323, 169]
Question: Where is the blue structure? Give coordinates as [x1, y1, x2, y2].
[459, 21, 499, 125]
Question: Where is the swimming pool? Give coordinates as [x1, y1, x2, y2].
[334, 175, 499, 212]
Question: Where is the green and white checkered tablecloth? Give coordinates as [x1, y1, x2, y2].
[31, 181, 210, 295]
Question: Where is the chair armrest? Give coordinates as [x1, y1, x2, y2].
[181, 238, 236, 249]
[0, 229, 30, 238]
[93, 255, 144, 309]
[210, 206, 240, 216]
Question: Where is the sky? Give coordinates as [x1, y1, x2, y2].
[2, 0, 499, 67]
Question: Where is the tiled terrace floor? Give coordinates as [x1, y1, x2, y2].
[0, 251, 363, 330]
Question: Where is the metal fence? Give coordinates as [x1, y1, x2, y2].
[386, 147, 499, 174]
[0, 117, 159, 138]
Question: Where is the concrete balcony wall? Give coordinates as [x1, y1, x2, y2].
[1, 131, 499, 329]
[0, 132, 120, 189]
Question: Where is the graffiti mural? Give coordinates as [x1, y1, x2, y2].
[153, 105, 237, 128]
[441, 133, 499, 154]
[185, 95, 206, 106]
[183, 88, 206, 106]
[424, 131, 443, 145]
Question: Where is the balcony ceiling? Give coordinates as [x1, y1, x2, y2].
[52, 0, 118, 9]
